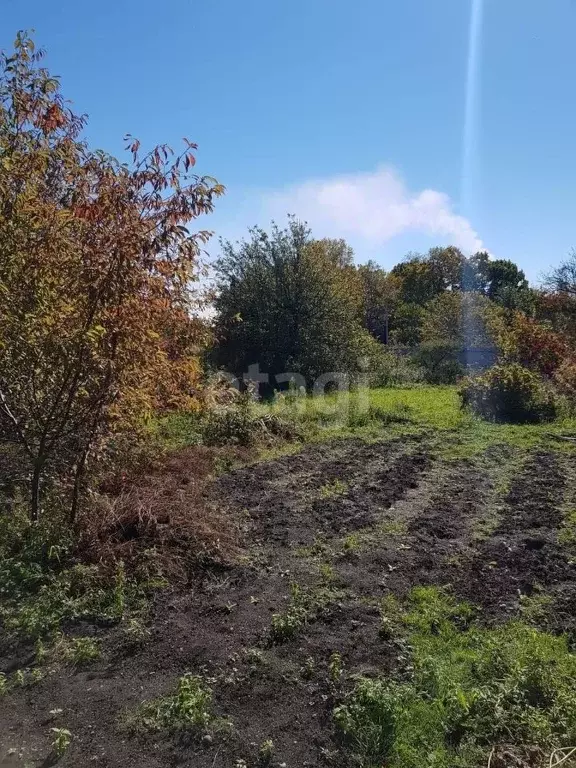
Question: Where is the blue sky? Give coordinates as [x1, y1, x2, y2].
[2, 0, 575, 282]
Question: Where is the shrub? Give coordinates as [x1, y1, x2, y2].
[369, 348, 425, 388]
[413, 341, 464, 385]
[495, 313, 570, 376]
[202, 399, 300, 446]
[0, 33, 222, 524]
[459, 363, 557, 424]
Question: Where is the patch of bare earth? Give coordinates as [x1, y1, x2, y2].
[1, 437, 576, 768]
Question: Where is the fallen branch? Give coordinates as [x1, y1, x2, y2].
[548, 433, 576, 443]
[550, 746, 576, 767]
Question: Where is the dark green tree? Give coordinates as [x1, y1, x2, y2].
[356, 261, 400, 343]
[213, 220, 374, 389]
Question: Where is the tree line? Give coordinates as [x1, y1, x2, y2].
[212, 218, 576, 388]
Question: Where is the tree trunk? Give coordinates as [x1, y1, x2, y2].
[31, 458, 44, 523]
[70, 451, 88, 524]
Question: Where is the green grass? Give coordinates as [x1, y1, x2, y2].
[318, 478, 349, 499]
[335, 587, 576, 768]
[259, 386, 576, 455]
[157, 386, 576, 466]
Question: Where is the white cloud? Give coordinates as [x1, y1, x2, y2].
[263, 166, 484, 255]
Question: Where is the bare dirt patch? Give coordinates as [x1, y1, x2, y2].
[2, 436, 576, 768]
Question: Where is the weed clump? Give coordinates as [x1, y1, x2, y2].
[130, 673, 223, 733]
[335, 587, 576, 768]
[0, 511, 143, 643]
[270, 582, 346, 644]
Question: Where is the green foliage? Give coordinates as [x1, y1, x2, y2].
[328, 651, 343, 683]
[482, 258, 530, 306]
[134, 673, 215, 732]
[420, 291, 498, 349]
[258, 739, 275, 765]
[459, 364, 558, 424]
[392, 248, 466, 305]
[202, 392, 300, 446]
[389, 302, 425, 346]
[270, 599, 308, 643]
[0, 510, 142, 641]
[270, 581, 345, 644]
[58, 635, 101, 666]
[368, 348, 425, 387]
[319, 479, 349, 499]
[413, 341, 465, 385]
[213, 220, 374, 389]
[356, 261, 401, 342]
[335, 587, 576, 768]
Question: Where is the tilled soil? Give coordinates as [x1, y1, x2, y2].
[1, 435, 576, 768]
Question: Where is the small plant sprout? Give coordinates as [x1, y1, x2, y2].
[14, 669, 25, 687]
[173, 673, 212, 727]
[301, 656, 315, 680]
[342, 533, 360, 554]
[270, 609, 304, 643]
[319, 562, 335, 584]
[328, 652, 343, 683]
[63, 636, 101, 666]
[50, 728, 72, 758]
[123, 618, 151, 646]
[258, 739, 275, 765]
[319, 478, 348, 499]
[244, 647, 265, 665]
[35, 639, 48, 664]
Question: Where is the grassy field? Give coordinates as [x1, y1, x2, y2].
[2, 386, 576, 768]
[262, 385, 576, 455]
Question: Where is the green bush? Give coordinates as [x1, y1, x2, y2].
[369, 348, 425, 388]
[0, 510, 143, 641]
[413, 341, 464, 385]
[459, 363, 557, 424]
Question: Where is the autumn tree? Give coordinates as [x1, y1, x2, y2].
[392, 247, 468, 305]
[493, 313, 570, 377]
[0, 32, 223, 521]
[535, 291, 576, 344]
